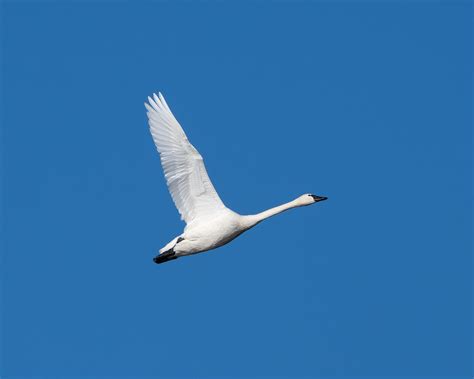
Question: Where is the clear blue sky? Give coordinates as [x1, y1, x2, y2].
[1, 1, 471, 378]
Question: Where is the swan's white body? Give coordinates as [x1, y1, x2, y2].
[145, 93, 327, 264]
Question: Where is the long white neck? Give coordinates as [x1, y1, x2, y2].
[242, 199, 302, 229]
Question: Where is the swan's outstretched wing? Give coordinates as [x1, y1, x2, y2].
[145, 93, 226, 224]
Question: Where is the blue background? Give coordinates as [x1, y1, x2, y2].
[1, 1, 471, 378]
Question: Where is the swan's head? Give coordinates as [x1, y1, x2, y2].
[298, 193, 328, 206]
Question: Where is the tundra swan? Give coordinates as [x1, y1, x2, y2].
[145, 93, 327, 264]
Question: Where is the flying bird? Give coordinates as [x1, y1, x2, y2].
[145, 93, 327, 264]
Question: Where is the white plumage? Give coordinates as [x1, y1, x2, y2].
[145, 93, 327, 264]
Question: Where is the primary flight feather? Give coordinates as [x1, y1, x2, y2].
[145, 92, 327, 264]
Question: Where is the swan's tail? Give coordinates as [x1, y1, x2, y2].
[154, 235, 184, 264]
[159, 237, 178, 254]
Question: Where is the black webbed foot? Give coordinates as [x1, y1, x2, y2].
[153, 249, 177, 264]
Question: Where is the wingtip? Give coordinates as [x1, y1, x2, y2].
[148, 95, 159, 108]
[144, 102, 153, 112]
[156, 92, 165, 104]
[145, 91, 171, 114]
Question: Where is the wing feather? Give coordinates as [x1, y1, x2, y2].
[145, 93, 226, 223]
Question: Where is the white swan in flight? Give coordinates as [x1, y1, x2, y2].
[145, 93, 327, 264]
